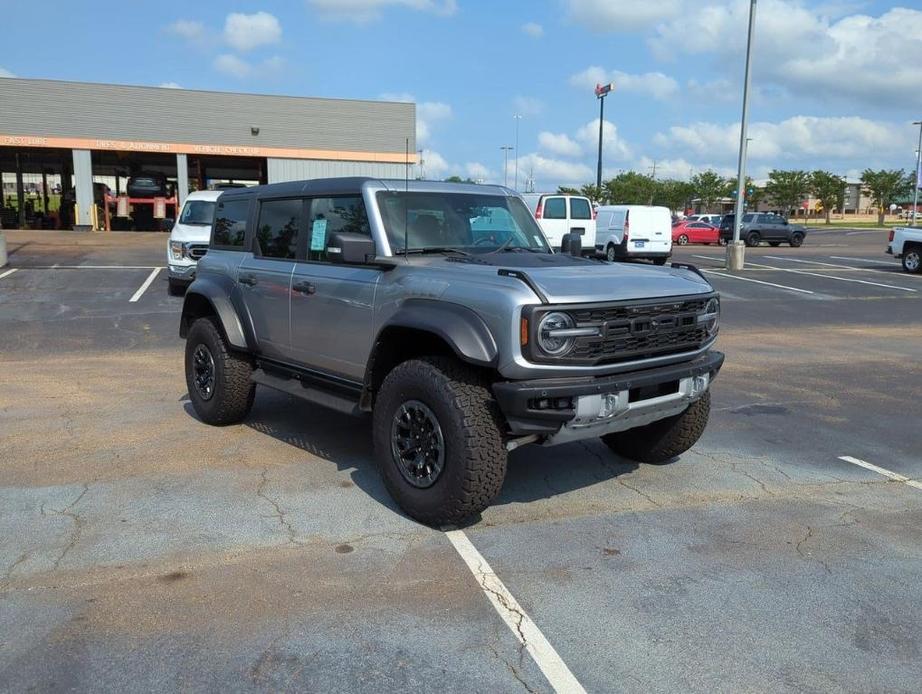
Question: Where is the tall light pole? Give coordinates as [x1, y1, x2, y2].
[912, 120, 922, 227]
[513, 114, 523, 191]
[594, 82, 614, 191]
[500, 146, 514, 188]
[728, 0, 757, 272]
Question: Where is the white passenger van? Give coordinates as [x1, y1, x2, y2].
[595, 205, 673, 264]
[520, 193, 596, 254]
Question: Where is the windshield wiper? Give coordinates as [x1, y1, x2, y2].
[495, 246, 546, 253]
[401, 247, 471, 256]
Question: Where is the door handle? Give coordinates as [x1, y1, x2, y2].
[238, 274, 257, 287]
[292, 280, 316, 295]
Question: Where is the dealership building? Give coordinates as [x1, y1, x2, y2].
[0, 78, 416, 230]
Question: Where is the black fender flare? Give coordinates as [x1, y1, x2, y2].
[179, 276, 254, 351]
[378, 299, 499, 367]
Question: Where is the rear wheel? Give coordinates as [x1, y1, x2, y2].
[745, 232, 761, 247]
[184, 317, 255, 425]
[373, 357, 508, 526]
[677, 234, 689, 245]
[606, 244, 617, 262]
[903, 247, 922, 273]
[602, 392, 710, 464]
[789, 232, 805, 247]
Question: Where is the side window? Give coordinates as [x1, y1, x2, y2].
[212, 198, 249, 248]
[570, 198, 592, 220]
[743, 214, 755, 223]
[543, 197, 567, 220]
[255, 199, 302, 260]
[307, 196, 371, 262]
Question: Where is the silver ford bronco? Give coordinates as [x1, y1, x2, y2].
[180, 178, 723, 525]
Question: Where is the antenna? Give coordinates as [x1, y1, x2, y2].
[404, 138, 410, 262]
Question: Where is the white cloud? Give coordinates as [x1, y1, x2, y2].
[565, 0, 684, 30]
[575, 119, 632, 161]
[224, 12, 282, 52]
[522, 22, 544, 38]
[380, 93, 452, 146]
[158, 82, 183, 89]
[538, 131, 582, 157]
[214, 54, 252, 78]
[569, 66, 679, 101]
[419, 149, 450, 177]
[307, 0, 457, 23]
[654, 115, 913, 164]
[166, 19, 205, 41]
[513, 96, 544, 116]
[0, 67, 15, 78]
[465, 162, 495, 182]
[517, 153, 594, 187]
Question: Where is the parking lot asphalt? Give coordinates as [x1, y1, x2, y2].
[1, 229, 921, 692]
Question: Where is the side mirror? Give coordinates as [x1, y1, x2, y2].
[561, 232, 582, 256]
[327, 232, 376, 264]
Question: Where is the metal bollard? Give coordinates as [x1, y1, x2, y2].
[726, 240, 746, 271]
[0, 232, 7, 268]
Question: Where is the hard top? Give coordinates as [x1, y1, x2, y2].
[217, 177, 515, 200]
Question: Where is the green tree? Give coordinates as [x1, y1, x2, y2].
[860, 169, 912, 226]
[579, 184, 603, 202]
[809, 170, 846, 224]
[690, 170, 727, 212]
[764, 170, 810, 217]
[654, 179, 696, 214]
[556, 186, 581, 195]
[604, 171, 657, 205]
[444, 175, 476, 184]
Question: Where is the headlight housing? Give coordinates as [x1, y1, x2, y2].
[537, 311, 577, 356]
[170, 240, 185, 261]
[698, 296, 720, 337]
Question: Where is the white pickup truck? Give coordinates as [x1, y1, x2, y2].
[887, 227, 922, 273]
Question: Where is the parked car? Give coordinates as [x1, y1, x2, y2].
[520, 193, 596, 254]
[167, 190, 223, 295]
[887, 226, 922, 273]
[595, 205, 673, 263]
[180, 178, 723, 525]
[128, 172, 172, 198]
[688, 214, 722, 226]
[719, 213, 807, 247]
[672, 220, 719, 246]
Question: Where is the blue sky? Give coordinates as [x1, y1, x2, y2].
[2, 0, 921, 189]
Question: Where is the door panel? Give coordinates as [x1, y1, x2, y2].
[539, 196, 568, 249]
[237, 255, 294, 360]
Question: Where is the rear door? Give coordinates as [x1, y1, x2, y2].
[538, 196, 568, 249]
[237, 197, 303, 360]
[568, 196, 596, 248]
[289, 195, 381, 381]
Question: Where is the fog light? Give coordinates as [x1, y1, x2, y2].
[691, 374, 709, 396]
[598, 393, 619, 419]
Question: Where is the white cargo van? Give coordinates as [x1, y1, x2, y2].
[520, 193, 596, 254]
[595, 205, 673, 264]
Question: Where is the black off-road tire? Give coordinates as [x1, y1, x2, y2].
[168, 278, 186, 296]
[602, 391, 710, 464]
[185, 317, 255, 426]
[373, 357, 508, 526]
[789, 232, 804, 247]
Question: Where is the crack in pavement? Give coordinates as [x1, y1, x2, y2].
[256, 468, 304, 547]
[794, 525, 832, 575]
[485, 642, 538, 694]
[48, 483, 90, 571]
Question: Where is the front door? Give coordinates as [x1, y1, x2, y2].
[237, 197, 304, 360]
[289, 195, 381, 382]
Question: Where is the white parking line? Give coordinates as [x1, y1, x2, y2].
[691, 255, 724, 264]
[0, 268, 18, 280]
[24, 265, 161, 270]
[765, 256, 921, 278]
[445, 529, 587, 694]
[838, 456, 922, 491]
[829, 256, 899, 266]
[700, 269, 814, 294]
[129, 268, 162, 303]
[745, 261, 916, 292]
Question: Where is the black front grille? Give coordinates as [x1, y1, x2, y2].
[188, 245, 208, 260]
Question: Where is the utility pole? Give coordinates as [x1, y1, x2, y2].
[513, 114, 522, 191]
[500, 146, 514, 188]
[913, 120, 922, 227]
[594, 83, 614, 191]
[728, 0, 757, 271]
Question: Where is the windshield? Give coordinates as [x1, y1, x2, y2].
[376, 191, 551, 254]
[179, 200, 217, 226]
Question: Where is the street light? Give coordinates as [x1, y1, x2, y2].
[728, 0, 757, 272]
[594, 82, 614, 191]
[500, 145, 514, 188]
[912, 120, 922, 227]
[513, 114, 523, 191]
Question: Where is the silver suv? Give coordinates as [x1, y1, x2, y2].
[180, 178, 723, 525]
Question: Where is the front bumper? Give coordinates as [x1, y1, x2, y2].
[168, 263, 196, 281]
[493, 350, 724, 445]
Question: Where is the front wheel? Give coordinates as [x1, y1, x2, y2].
[789, 232, 804, 247]
[606, 244, 617, 262]
[184, 317, 255, 425]
[602, 392, 710, 464]
[373, 357, 508, 526]
[903, 247, 922, 274]
[745, 232, 761, 247]
[676, 234, 689, 246]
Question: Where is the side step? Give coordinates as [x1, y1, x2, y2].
[251, 368, 363, 417]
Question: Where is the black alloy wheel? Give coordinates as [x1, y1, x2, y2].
[390, 400, 446, 488]
[191, 344, 216, 401]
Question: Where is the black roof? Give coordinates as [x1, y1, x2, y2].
[217, 177, 512, 200]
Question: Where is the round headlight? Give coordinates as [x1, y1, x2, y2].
[702, 297, 720, 336]
[537, 311, 576, 356]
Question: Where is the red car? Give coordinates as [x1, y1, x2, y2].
[672, 220, 719, 245]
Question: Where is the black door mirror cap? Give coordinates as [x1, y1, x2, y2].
[327, 232, 377, 264]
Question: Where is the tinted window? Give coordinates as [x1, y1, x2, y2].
[212, 198, 249, 248]
[543, 197, 566, 219]
[179, 200, 216, 226]
[255, 199, 302, 260]
[743, 214, 755, 223]
[307, 196, 370, 262]
[570, 198, 592, 220]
